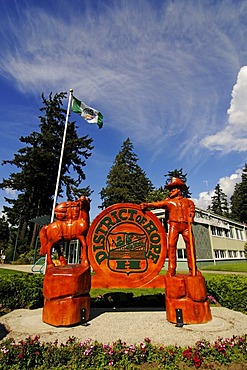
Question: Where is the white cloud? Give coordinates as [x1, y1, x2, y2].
[4, 188, 17, 198]
[0, 1, 247, 163]
[0, 189, 16, 218]
[218, 171, 242, 200]
[201, 66, 247, 153]
[193, 168, 242, 210]
[193, 191, 213, 210]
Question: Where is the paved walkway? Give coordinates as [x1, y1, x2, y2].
[0, 264, 42, 273]
[1, 264, 247, 275]
[1, 307, 247, 347]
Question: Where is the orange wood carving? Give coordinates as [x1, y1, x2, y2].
[39, 196, 90, 269]
[39, 196, 91, 327]
[86, 203, 167, 288]
[42, 264, 91, 326]
[40, 189, 212, 326]
[141, 177, 197, 277]
[164, 273, 212, 324]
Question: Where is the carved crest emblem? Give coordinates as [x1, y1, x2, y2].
[87, 203, 167, 287]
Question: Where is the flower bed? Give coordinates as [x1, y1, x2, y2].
[1, 335, 247, 369]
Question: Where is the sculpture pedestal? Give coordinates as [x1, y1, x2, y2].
[164, 273, 212, 325]
[43, 264, 91, 326]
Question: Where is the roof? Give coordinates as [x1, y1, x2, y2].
[30, 215, 51, 226]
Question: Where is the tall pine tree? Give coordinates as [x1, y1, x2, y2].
[0, 92, 93, 252]
[208, 184, 229, 217]
[100, 138, 153, 208]
[230, 164, 247, 223]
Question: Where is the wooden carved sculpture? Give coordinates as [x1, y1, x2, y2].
[86, 203, 167, 288]
[141, 177, 197, 276]
[40, 196, 91, 327]
[40, 195, 90, 268]
[141, 177, 212, 324]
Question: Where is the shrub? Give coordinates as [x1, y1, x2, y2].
[0, 274, 44, 312]
[1, 273, 247, 314]
[205, 275, 247, 314]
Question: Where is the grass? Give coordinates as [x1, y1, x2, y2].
[199, 261, 247, 272]
[90, 287, 164, 298]
[0, 268, 25, 276]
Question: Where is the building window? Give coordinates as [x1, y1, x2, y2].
[215, 250, 227, 259]
[224, 229, 230, 238]
[229, 227, 234, 238]
[236, 229, 243, 240]
[214, 250, 220, 258]
[228, 250, 233, 258]
[211, 226, 226, 237]
[177, 249, 187, 259]
[220, 250, 226, 258]
[211, 226, 216, 235]
[216, 227, 223, 236]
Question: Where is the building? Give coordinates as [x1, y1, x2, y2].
[152, 207, 247, 270]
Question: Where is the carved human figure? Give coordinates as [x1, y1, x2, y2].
[141, 177, 197, 276]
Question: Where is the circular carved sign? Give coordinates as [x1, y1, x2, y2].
[87, 203, 167, 288]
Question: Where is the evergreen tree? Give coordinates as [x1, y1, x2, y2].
[208, 184, 229, 217]
[230, 164, 247, 223]
[0, 215, 9, 246]
[164, 168, 191, 197]
[0, 92, 93, 251]
[100, 138, 153, 208]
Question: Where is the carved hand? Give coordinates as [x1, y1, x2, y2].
[140, 202, 147, 211]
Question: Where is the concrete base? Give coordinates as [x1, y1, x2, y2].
[1, 307, 247, 347]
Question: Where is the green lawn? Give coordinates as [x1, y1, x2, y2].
[0, 268, 25, 276]
[200, 261, 247, 272]
[90, 287, 165, 298]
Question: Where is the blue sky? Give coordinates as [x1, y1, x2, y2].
[0, 0, 247, 221]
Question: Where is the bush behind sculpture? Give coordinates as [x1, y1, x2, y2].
[1, 273, 247, 314]
[205, 275, 247, 313]
[0, 274, 43, 312]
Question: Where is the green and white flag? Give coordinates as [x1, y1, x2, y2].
[71, 95, 103, 129]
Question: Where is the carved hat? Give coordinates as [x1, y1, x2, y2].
[166, 177, 188, 190]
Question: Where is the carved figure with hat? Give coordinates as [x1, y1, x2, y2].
[141, 177, 198, 276]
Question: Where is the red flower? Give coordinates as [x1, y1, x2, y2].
[193, 356, 201, 368]
[183, 348, 192, 360]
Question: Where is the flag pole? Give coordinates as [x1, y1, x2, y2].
[188, 218, 196, 276]
[50, 89, 73, 223]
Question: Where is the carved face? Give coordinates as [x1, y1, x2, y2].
[169, 187, 182, 198]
